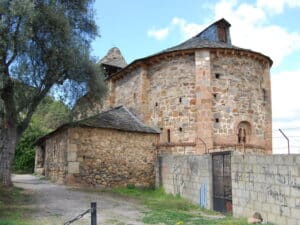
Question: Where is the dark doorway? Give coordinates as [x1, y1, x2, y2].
[212, 152, 232, 213]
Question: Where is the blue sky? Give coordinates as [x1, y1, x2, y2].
[91, 0, 300, 154]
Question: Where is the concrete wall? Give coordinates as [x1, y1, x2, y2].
[232, 154, 300, 225]
[158, 154, 213, 209]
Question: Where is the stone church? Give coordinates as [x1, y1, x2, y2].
[35, 18, 272, 187]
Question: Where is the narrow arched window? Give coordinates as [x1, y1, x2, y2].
[237, 121, 251, 144]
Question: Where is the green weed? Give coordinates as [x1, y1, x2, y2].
[113, 187, 274, 225]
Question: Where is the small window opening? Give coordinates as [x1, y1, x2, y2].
[179, 127, 183, 132]
[213, 93, 217, 99]
[160, 127, 163, 131]
[167, 129, 171, 143]
[179, 97, 182, 103]
[218, 25, 227, 43]
[215, 73, 220, 79]
[238, 128, 246, 144]
[263, 89, 267, 102]
[155, 102, 158, 107]
[83, 155, 86, 160]
[215, 118, 219, 123]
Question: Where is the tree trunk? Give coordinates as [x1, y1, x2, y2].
[0, 125, 18, 187]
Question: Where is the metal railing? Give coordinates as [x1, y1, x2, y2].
[63, 202, 97, 225]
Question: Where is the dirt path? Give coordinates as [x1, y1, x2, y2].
[12, 174, 147, 225]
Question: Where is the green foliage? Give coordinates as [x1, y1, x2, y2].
[13, 126, 43, 173]
[113, 187, 274, 225]
[0, 0, 105, 130]
[13, 97, 70, 173]
[31, 96, 70, 131]
[0, 0, 106, 185]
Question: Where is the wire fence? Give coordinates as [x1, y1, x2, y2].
[63, 202, 97, 225]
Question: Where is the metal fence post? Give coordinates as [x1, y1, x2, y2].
[91, 202, 97, 225]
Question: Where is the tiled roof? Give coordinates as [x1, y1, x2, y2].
[108, 18, 272, 80]
[77, 106, 159, 133]
[162, 38, 243, 53]
[36, 106, 159, 145]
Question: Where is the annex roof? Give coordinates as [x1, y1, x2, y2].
[36, 106, 159, 145]
[76, 106, 159, 133]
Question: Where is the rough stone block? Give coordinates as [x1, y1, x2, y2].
[67, 151, 77, 162]
[68, 162, 79, 174]
[69, 143, 77, 152]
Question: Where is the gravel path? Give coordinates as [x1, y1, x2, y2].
[12, 174, 147, 225]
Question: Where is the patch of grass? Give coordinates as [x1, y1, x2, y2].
[0, 220, 33, 225]
[0, 185, 36, 225]
[113, 187, 274, 225]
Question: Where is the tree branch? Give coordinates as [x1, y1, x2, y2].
[18, 84, 52, 134]
[6, 16, 22, 67]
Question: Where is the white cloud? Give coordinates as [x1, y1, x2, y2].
[213, 0, 300, 67]
[257, 0, 300, 14]
[147, 27, 169, 41]
[272, 69, 300, 121]
[272, 69, 300, 154]
[147, 18, 204, 41]
[171, 17, 205, 39]
[148, 0, 300, 67]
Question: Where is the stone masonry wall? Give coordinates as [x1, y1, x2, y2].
[114, 68, 142, 115]
[210, 53, 271, 152]
[44, 129, 68, 184]
[195, 50, 213, 153]
[232, 154, 300, 225]
[148, 53, 197, 153]
[67, 127, 158, 188]
[158, 154, 213, 209]
[106, 53, 198, 154]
